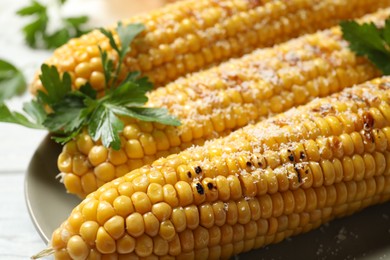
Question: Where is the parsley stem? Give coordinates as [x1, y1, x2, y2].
[112, 57, 123, 89]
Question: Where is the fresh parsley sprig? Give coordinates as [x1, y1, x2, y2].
[0, 59, 27, 102]
[17, 0, 90, 49]
[340, 18, 390, 74]
[0, 23, 181, 150]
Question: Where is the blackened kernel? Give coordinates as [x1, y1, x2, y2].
[187, 171, 192, 178]
[246, 161, 252, 167]
[288, 154, 295, 162]
[363, 130, 375, 143]
[300, 151, 305, 160]
[297, 171, 302, 183]
[363, 112, 374, 130]
[196, 183, 204, 195]
[305, 169, 309, 174]
[207, 183, 214, 190]
[294, 165, 302, 183]
[195, 166, 202, 174]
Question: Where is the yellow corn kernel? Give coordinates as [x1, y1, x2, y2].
[79, 221, 99, 246]
[96, 201, 116, 225]
[66, 235, 89, 260]
[103, 216, 125, 240]
[159, 220, 176, 241]
[116, 234, 135, 254]
[152, 202, 172, 221]
[96, 227, 116, 254]
[143, 212, 160, 237]
[88, 146, 108, 166]
[135, 234, 153, 257]
[131, 192, 152, 214]
[125, 139, 145, 159]
[175, 181, 194, 207]
[94, 162, 115, 182]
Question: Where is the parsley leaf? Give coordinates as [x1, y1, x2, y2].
[17, 1, 48, 48]
[37, 64, 72, 106]
[116, 23, 145, 62]
[0, 103, 44, 129]
[0, 60, 26, 102]
[99, 23, 145, 87]
[340, 18, 390, 75]
[17, 0, 90, 49]
[23, 100, 46, 125]
[43, 96, 86, 132]
[88, 105, 124, 150]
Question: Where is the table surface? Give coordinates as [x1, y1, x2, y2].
[0, 0, 167, 258]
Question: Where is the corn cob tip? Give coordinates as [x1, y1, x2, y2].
[31, 247, 54, 259]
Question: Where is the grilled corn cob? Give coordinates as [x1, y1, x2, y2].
[41, 76, 390, 259]
[31, 0, 390, 95]
[57, 9, 390, 198]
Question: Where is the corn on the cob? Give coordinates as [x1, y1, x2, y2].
[41, 76, 390, 259]
[31, 0, 390, 95]
[57, 8, 390, 198]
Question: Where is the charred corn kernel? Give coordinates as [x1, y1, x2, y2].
[56, 8, 390, 198]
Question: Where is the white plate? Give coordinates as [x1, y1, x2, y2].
[25, 136, 390, 259]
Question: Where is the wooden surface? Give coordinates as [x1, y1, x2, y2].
[0, 0, 168, 258]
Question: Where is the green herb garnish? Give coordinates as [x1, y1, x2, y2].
[17, 0, 89, 49]
[340, 18, 390, 74]
[0, 59, 26, 102]
[0, 23, 181, 150]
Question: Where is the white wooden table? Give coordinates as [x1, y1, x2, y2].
[0, 0, 167, 258]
